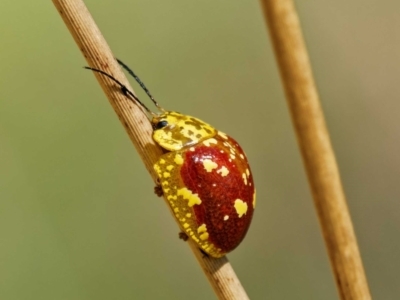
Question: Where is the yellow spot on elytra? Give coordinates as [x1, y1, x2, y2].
[163, 172, 171, 178]
[246, 168, 250, 177]
[224, 215, 229, 221]
[217, 166, 229, 177]
[183, 223, 190, 229]
[200, 232, 209, 240]
[164, 188, 170, 193]
[177, 188, 202, 207]
[154, 164, 161, 175]
[190, 147, 195, 151]
[240, 154, 245, 159]
[167, 195, 177, 201]
[167, 165, 174, 171]
[234, 199, 248, 218]
[159, 159, 166, 164]
[174, 207, 179, 213]
[242, 173, 248, 185]
[197, 224, 207, 233]
[253, 190, 256, 208]
[203, 159, 218, 172]
[162, 181, 169, 186]
[218, 132, 228, 139]
[186, 213, 192, 218]
[230, 154, 235, 160]
[174, 154, 183, 165]
[203, 138, 217, 147]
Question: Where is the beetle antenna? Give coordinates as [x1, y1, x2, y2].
[116, 59, 165, 112]
[84, 66, 156, 116]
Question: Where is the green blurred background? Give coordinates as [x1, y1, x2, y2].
[1, 0, 399, 299]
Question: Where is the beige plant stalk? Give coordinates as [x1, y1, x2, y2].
[259, 0, 371, 299]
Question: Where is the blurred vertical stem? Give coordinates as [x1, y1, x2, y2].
[52, 0, 249, 299]
[259, 1, 371, 299]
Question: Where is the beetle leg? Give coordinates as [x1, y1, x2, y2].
[178, 231, 189, 241]
[154, 179, 163, 197]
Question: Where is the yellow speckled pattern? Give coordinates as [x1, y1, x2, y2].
[152, 112, 217, 151]
[203, 138, 217, 147]
[154, 149, 225, 257]
[177, 187, 202, 207]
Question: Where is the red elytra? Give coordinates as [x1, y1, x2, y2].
[179, 134, 255, 254]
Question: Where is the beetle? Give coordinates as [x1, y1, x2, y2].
[85, 60, 255, 257]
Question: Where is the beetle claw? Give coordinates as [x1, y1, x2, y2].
[178, 231, 189, 241]
[200, 248, 210, 258]
[154, 181, 163, 197]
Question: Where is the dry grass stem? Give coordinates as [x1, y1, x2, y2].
[259, 0, 371, 299]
